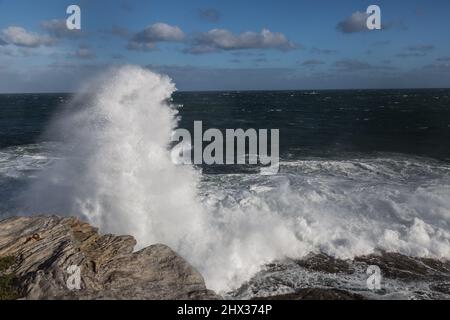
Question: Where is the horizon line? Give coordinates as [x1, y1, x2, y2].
[1, 87, 450, 95]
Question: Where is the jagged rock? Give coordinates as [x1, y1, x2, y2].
[295, 253, 353, 274]
[0, 216, 218, 300]
[294, 251, 450, 282]
[355, 252, 450, 282]
[232, 251, 450, 300]
[253, 288, 366, 300]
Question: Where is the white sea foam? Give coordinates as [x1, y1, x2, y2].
[0, 144, 56, 178]
[21, 66, 450, 293]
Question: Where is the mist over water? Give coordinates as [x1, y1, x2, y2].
[24, 66, 208, 246]
[6, 66, 450, 292]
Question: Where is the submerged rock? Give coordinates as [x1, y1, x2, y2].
[253, 288, 366, 300]
[233, 251, 450, 300]
[0, 216, 218, 300]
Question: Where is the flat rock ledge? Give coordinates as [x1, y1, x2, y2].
[0, 216, 218, 300]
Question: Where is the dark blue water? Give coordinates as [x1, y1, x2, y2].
[173, 89, 450, 161]
[2, 89, 450, 161]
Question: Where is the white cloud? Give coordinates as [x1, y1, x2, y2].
[128, 23, 185, 51]
[185, 28, 297, 54]
[336, 11, 369, 33]
[0, 26, 55, 47]
[41, 19, 82, 39]
[74, 47, 96, 59]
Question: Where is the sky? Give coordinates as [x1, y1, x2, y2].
[0, 0, 450, 92]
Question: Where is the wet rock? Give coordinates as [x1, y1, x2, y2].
[295, 253, 353, 274]
[355, 251, 450, 282]
[233, 251, 450, 300]
[0, 216, 218, 300]
[295, 251, 450, 283]
[254, 288, 366, 300]
[430, 283, 450, 295]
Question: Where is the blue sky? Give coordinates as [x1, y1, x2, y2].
[0, 0, 450, 92]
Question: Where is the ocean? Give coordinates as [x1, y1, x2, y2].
[0, 66, 449, 298]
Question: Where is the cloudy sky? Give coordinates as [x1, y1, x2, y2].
[0, 0, 450, 92]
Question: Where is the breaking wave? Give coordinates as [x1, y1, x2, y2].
[19, 66, 450, 292]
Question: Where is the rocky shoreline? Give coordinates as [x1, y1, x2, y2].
[233, 251, 450, 300]
[0, 216, 217, 300]
[1, 216, 449, 300]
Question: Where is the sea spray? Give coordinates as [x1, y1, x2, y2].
[22, 66, 450, 292]
[21, 66, 299, 291]
[23, 65, 209, 256]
